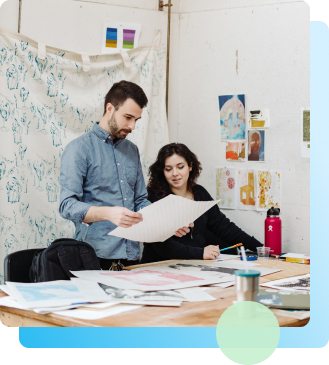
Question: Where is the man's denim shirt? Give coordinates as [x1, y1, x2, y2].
[59, 122, 151, 260]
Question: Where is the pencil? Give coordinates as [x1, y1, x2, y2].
[220, 243, 243, 252]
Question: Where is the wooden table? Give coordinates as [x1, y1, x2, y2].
[0, 258, 310, 327]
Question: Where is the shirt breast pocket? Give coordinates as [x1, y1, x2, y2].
[125, 164, 138, 188]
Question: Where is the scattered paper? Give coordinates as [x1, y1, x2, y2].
[216, 254, 240, 261]
[211, 281, 235, 288]
[177, 287, 216, 302]
[56, 303, 142, 320]
[260, 274, 310, 292]
[5, 280, 91, 309]
[71, 268, 226, 292]
[270, 308, 310, 320]
[109, 194, 220, 242]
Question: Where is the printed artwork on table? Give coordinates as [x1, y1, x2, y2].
[226, 141, 246, 161]
[218, 94, 246, 140]
[248, 130, 265, 162]
[102, 22, 141, 54]
[249, 109, 270, 128]
[236, 169, 257, 210]
[0, 29, 168, 284]
[256, 170, 281, 211]
[215, 167, 236, 209]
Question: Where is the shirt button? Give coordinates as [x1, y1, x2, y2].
[117, 163, 120, 166]
[103, 140, 105, 142]
[121, 180, 123, 183]
[124, 198, 127, 201]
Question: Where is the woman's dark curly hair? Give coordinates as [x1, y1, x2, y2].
[147, 143, 202, 198]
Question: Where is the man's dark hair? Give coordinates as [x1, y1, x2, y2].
[103, 80, 148, 115]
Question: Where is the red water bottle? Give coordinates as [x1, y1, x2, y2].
[265, 207, 282, 256]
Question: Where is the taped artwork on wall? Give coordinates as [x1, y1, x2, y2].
[249, 109, 270, 128]
[236, 169, 257, 211]
[301, 108, 310, 158]
[226, 141, 246, 161]
[218, 94, 246, 140]
[102, 22, 141, 54]
[215, 167, 236, 209]
[248, 130, 265, 162]
[0, 28, 168, 284]
[256, 170, 281, 211]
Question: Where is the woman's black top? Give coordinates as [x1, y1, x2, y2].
[140, 184, 263, 264]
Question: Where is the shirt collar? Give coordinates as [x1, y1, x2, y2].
[92, 122, 124, 146]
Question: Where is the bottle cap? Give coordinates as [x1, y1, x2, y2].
[267, 206, 280, 217]
[234, 270, 261, 277]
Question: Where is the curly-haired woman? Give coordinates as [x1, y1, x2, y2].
[140, 143, 262, 264]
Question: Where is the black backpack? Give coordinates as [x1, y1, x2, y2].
[29, 238, 101, 282]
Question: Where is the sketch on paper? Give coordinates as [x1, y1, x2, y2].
[248, 130, 265, 162]
[249, 109, 270, 128]
[256, 170, 281, 211]
[261, 274, 310, 292]
[236, 169, 256, 210]
[218, 94, 246, 140]
[215, 167, 236, 209]
[98, 283, 184, 302]
[226, 141, 246, 161]
[102, 22, 141, 54]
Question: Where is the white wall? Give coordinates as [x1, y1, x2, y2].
[177, 1, 310, 254]
[0, 0, 19, 32]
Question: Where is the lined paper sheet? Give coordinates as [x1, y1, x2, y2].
[109, 194, 220, 242]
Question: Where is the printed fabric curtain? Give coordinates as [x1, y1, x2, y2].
[0, 27, 169, 284]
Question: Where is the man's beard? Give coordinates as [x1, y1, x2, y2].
[107, 112, 132, 139]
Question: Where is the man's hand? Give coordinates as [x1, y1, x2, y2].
[203, 245, 220, 260]
[107, 207, 143, 228]
[175, 222, 194, 238]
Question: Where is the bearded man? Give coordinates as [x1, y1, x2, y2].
[59, 81, 190, 270]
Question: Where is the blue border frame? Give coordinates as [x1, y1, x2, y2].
[19, 21, 328, 349]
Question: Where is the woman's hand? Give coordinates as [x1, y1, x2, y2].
[203, 245, 220, 260]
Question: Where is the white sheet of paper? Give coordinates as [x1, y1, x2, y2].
[71, 268, 226, 291]
[260, 274, 310, 291]
[271, 308, 310, 320]
[177, 287, 216, 302]
[216, 254, 240, 261]
[108, 194, 220, 242]
[56, 303, 142, 320]
[0, 284, 14, 297]
[210, 281, 235, 288]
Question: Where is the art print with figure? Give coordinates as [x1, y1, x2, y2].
[248, 130, 265, 162]
[256, 170, 281, 211]
[215, 167, 236, 209]
[218, 94, 246, 140]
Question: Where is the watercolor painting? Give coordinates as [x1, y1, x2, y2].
[218, 94, 246, 140]
[256, 170, 281, 211]
[236, 169, 257, 210]
[215, 167, 236, 209]
[301, 107, 310, 158]
[226, 141, 246, 161]
[248, 130, 265, 162]
[249, 109, 270, 128]
[102, 22, 141, 54]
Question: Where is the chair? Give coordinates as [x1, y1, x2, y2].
[4, 249, 40, 282]
[240, 172, 254, 206]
